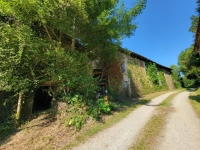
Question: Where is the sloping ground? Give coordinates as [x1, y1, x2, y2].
[0, 114, 75, 150]
[155, 91, 200, 150]
[0, 91, 176, 150]
[72, 92, 177, 150]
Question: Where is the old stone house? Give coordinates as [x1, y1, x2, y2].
[93, 48, 174, 98]
[122, 50, 174, 97]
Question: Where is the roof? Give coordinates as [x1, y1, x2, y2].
[120, 48, 172, 71]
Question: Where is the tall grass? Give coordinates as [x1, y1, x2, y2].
[189, 88, 200, 118]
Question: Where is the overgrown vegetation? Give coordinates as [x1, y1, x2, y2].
[0, 91, 18, 135]
[178, 45, 200, 87]
[146, 62, 159, 85]
[127, 60, 169, 96]
[64, 95, 119, 130]
[176, 0, 200, 88]
[0, 90, 173, 149]
[189, 88, 200, 118]
[170, 65, 182, 88]
[61, 90, 174, 149]
[0, 0, 147, 131]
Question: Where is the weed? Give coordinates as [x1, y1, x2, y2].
[189, 88, 200, 118]
[62, 90, 176, 149]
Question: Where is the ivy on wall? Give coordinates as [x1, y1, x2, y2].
[107, 60, 124, 99]
[106, 55, 170, 98]
[157, 69, 168, 90]
[127, 59, 154, 96]
[145, 62, 159, 85]
[127, 60, 169, 97]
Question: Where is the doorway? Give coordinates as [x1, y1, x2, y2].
[33, 86, 52, 112]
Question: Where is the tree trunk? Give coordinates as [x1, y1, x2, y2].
[71, 17, 76, 51]
[16, 92, 23, 120]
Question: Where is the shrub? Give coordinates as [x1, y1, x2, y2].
[109, 102, 120, 111]
[97, 98, 111, 114]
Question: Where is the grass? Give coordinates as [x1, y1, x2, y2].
[189, 88, 200, 118]
[130, 90, 183, 150]
[0, 90, 179, 150]
[61, 90, 179, 149]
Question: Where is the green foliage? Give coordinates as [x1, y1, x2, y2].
[183, 76, 196, 88]
[0, 91, 18, 135]
[127, 60, 169, 96]
[145, 62, 159, 85]
[109, 102, 120, 111]
[65, 95, 87, 130]
[0, 0, 147, 128]
[157, 69, 168, 90]
[0, 0, 146, 65]
[189, 15, 199, 33]
[66, 114, 87, 130]
[197, 0, 200, 13]
[51, 50, 98, 96]
[107, 87, 118, 101]
[127, 60, 153, 96]
[189, 88, 200, 118]
[170, 65, 182, 88]
[65, 95, 119, 130]
[87, 97, 112, 119]
[176, 1, 200, 88]
[178, 45, 200, 87]
[97, 98, 111, 114]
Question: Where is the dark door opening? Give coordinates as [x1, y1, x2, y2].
[33, 86, 52, 112]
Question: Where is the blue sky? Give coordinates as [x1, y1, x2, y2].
[121, 0, 197, 68]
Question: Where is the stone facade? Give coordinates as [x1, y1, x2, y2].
[163, 69, 175, 90]
[118, 51, 174, 97]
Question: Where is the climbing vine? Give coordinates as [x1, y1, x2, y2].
[127, 59, 153, 96]
[145, 62, 159, 85]
[127, 60, 169, 97]
[157, 69, 168, 90]
[107, 60, 123, 98]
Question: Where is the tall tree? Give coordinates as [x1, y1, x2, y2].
[193, 0, 200, 54]
[0, 0, 146, 119]
[178, 46, 200, 86]
[190, 15, 199, 34]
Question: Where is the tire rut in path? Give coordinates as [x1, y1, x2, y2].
[155, 91, 200, 150]
[72, 91, 177, 150]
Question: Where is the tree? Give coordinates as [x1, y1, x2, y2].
[192, 0, 200, 54]
[176, 1, 200, 88]
[178, 45, 200, 87]
[189, 15, 199, 34]
[170, 65, 182, 88]
[0, 0, 146, 120]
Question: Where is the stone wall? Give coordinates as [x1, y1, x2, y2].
[117, 54, 175, 98]
[163, 69, 175, 90]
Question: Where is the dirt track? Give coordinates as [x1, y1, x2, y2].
[155, 91, 200, 150]
[72, 92, 177, 150]
[2, 91, 199, 150]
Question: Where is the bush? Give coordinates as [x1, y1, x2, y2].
[65, 94, 87, 130]
[65, 95, 120, 130]
[109, 102, 120, 111]
[66, 114, 87, 130]
[97, 98, 111, 114]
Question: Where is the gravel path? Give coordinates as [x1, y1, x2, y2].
[155, 91, 200, 150]
[72, 91, 177, 150]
